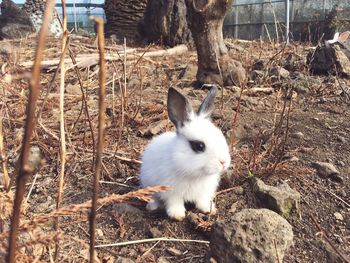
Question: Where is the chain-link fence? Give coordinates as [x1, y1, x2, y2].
[1, 0, 105, 33]
[224, 0, 350, 42]
[55, 2, 105, 33]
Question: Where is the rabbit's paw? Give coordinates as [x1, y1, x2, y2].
[196, 200, 217, 215]
[166, 205, 186, 221]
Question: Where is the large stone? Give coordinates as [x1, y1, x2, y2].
[307, 41, 350, 77]
[311, 161, 342, 182]
[251, 59, 267, 71]
[250, 70, 264, 84]
[210, 209, 294, 263]
[269, 66, 290, 79]
[0, 41, 13, 57]
[0, 0, 34, 39]
[0, 23, 34, 39]
[252, 177, 300, 218]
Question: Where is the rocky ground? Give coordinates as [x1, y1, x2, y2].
[0, 36, 349, 262]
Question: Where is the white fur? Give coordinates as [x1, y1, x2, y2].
[140, 113, 231, 220]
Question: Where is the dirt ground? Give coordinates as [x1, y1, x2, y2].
[0, 36, 349, 262]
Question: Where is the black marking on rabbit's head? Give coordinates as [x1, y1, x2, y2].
[188, 140, 206, 153]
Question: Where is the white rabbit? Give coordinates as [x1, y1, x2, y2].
[140, 86, 231, 221]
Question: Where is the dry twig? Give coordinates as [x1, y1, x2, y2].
[0, 107, 10, 191]
[95, 237, 210, 248]
[89, 16, 106, 263]
[55, 0, 69, 259]
[7, 0, 55, 262]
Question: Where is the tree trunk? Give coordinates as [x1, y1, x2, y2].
[185, 0, 246, 86]
[140, 0, 193, 47]
[104, 0, 148, 42]
[22, 0, 62, 37]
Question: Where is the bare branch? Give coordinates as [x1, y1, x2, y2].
[7, 0, 55, 262]
[89, 16, 106, 263]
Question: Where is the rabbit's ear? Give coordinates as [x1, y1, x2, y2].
[168, 87, 193, 128]
[198, 85, 218, 117]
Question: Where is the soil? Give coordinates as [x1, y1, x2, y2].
[0, 36, 349, 262]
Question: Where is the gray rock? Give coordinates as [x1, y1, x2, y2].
[0, 41, 12, 57]
[127, 74, 141, 90]
[166, 247, 183, 256]
[211, 208, 294, 263]
[291, 75, 321, 94]
[113, 203, 145, 224]
[0, 23, 34, 39]
[66, 84, 82, 95]
[0, 0, 35, 39]
[270, 66, 290, 79]
[250, 70, 264, 83]
[96, 228, 104, 237]
[336, 135, 346, 143]
[11, 146, 45, 175]
[307, 43, 350, 77]
[251, 59, 267, 71]
[287, 156, 300, 162]
[233, 186, 244, 195]
[311, 162, 342, 182]
[28, 146, 43, 172]
[252, 177, 300, 218]
[334, 212, 344, 221]
[243, 97, 259, 107]
[148, 227, 162, 238]
[233, 124, 247, 142]
[334, 44, 350, 76]
[290, 131, 304, 139]
[339, 190, 347, 198]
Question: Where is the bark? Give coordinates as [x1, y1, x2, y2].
[104, 0, 148, 41]
[185, 0, 246, 86]
[22, 0, 62, 37]
[140, 0, 193, 47]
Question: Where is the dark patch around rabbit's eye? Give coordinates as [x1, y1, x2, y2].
[189, 140, 206, 153]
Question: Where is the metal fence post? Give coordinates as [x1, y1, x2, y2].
[74, 0, 78, 32]
[285, 0, 290, 43]
[234, 8, 239, 39]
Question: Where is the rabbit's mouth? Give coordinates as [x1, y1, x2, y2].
[199, 165, 223, 176]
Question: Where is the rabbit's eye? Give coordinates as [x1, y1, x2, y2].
[189, 140, 206, 153]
